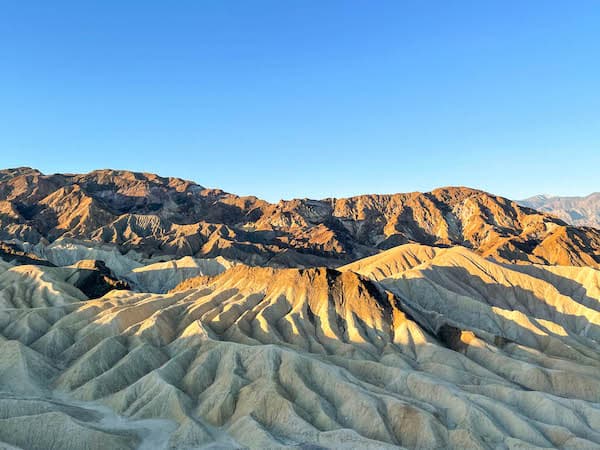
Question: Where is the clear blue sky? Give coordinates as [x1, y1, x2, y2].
[1, 1, 598, 201]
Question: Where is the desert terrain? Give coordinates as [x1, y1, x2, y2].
[1, 169, 599, 449]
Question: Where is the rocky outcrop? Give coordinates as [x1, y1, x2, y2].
[66, 260, 130, 298]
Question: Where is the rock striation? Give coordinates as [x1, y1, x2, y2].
[1, 244, 600, 448]
[2, 167, 600, 448]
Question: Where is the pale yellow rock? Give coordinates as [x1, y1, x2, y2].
[1, 244, 600, 448]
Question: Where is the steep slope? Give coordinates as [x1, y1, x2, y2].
[125, 256, 235, 293]
[521, 193, 600, 228]
[10, 239, 235, 294]
[3, 255, 600, 448]
[342, 244, 600, 369]
[0, 258, 127, 308]
[1, 168, 600, 268]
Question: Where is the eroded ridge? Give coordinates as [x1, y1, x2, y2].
[1, 246, 600, 448]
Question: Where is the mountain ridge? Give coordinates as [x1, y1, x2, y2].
[521, 192, 600, 228]
[1, 167, 599, 269]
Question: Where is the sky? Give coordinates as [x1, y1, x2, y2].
[1, 1, 599, 202]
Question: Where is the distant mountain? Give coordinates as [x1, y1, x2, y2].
[1, 167, 599, 268]
[520, 193, 600, 229]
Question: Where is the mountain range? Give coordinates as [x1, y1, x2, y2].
[1, 168, 600, 449]
[1, 167, 599, 268]
[520, 193, 600, 229]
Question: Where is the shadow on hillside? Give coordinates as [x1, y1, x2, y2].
[505, 264, 600, 313]
[390, 265, 600, 349]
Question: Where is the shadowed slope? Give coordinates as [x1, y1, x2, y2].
[126, 256, 235, 293]
[343, 244, 600, 399]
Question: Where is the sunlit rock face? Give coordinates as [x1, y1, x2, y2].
[1, 168, 600, 268]
[1, 243, 600, 449]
